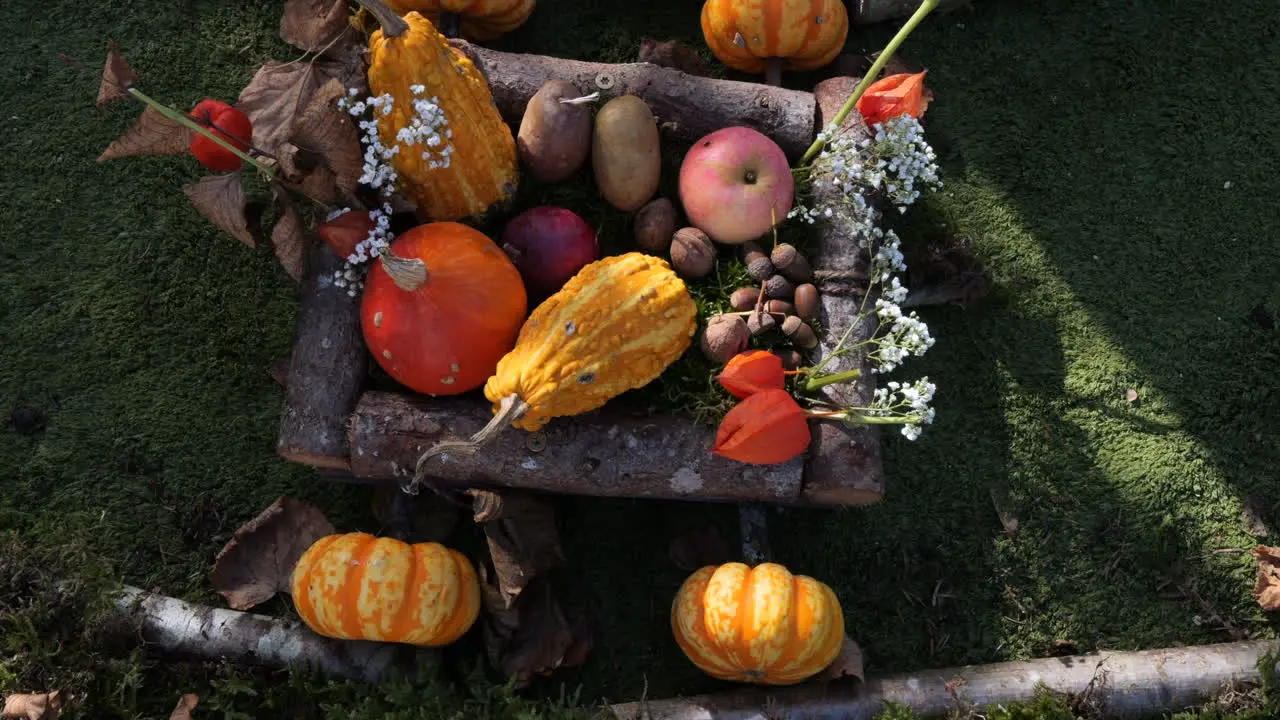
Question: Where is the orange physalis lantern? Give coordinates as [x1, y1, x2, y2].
[716, 350, 785, 399]
[855, 71, 931, 127]
[713, 388, 810, 464]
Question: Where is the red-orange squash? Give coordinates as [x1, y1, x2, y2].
[671, 562, 844, 685]
[290, 532, 481, 646]
[700, 0, 848, 76]
[361, 222, 528, 396]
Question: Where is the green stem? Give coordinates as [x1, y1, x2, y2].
[797, 0, 939, 166]
[805, 368, 862, 391]
[127, 88, 276, 179]
[811, 412, 918, 426]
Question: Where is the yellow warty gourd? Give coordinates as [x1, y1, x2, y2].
[361, 0, 518, 222]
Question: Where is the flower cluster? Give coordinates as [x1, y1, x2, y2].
[786, 111, 943, 440]
[327, 86, 456, 296]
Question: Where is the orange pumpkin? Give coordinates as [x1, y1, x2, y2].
[700, 0, 848, 81]
[381, 0, 535, 41]
[671, 562, 844, 685]
[290, 532, 481, 646]
[360, 222, 528, 396]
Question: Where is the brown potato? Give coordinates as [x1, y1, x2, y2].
[592, 95, 661, 211]
[517, 80, 594, 183]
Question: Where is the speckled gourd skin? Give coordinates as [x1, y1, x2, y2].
[671, 562, 845, 685]
[381, 0, 536, 40]
[367, 12, 518, 221]
[483, 252, 698, 432]
[700, 0, 849, 74]
[290, 532, 480, 646]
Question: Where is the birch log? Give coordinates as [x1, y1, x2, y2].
[114, 586, 435, 684]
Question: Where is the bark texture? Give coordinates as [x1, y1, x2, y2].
[276, 240, 367, 470]
[450, 40, 818, 159]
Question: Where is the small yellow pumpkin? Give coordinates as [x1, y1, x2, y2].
[700, 0, 849, 83]
[360, 0, 519, 222]
[290, 532, 481, 646]
[671, 562, 845, 685]
[381, 0, 535, 41]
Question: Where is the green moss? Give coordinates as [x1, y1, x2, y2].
[3, 0, 1280, 716]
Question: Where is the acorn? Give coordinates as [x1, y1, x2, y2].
[670, 227, 715, 278]
[746, 309, 776, 336]
[742, 241, 774, 281]
[729, 286, 762, 311]
[793, 283, 820, 321]
[764, 274, 794, 299]
[700, 314, 750, 364]
[773, 349, 804, 370]
[765, 299, 795, 315]
[781, 316, 818, 349]
[634, 198, 678, 254]
[770, 243, 813, 283]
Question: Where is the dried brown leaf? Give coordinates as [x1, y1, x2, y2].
[168, 694, 198, 720]
[269, 355, 292, 386]
[98, 106, 192, 161]
[479, 572, 585, 689]
[372, 485, 460, 544]
[1125, 388, 1140, 403]
[291, 78, 363, 198]
[637, 38, 709, 77]
[210, 496, 335, 610]
[97, 41, 137, 107]
[280, 0, 358, 56]
[1251, 545, 1280, 611]
[236, 60, 344, 159]
[668, 526, 733, 572]
[183, 173, 263, 248]
[818, 636, 865, 682]
[472, 491, 565, 608]
[271, 195, 307, 282]
[990, 486, 1019, 536]
[2, 690, 63, 720]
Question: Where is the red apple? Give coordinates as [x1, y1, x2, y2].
[678, 127, 794, 245]
[500, 206, 599, 298]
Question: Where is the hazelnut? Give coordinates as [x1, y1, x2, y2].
[700, 314, 749, 364]
[765, 299, 795, 315]
[729, 286, 761, 311]
[781, 316, 818, 349]
[770, 243, 813, 283]
[793, 283, 820, 321]
[764, 274, 794, 299]
[670, 227, 715, 278]
[634, 198, 678, 254]
[746, 309, 776, 336]
[743, 241, 773, 281]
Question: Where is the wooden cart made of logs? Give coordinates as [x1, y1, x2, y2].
[276, 44, 885, 508]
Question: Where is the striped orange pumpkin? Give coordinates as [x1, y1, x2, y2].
[382, 0, 536, 40]
[700, 0, 848, 75]
[671, 562, 844, 685]
[290, 532, 480, 646]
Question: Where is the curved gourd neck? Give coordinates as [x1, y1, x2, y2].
[357, 0, 410, 38]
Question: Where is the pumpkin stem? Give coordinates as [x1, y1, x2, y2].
[380, 252, 429, 291]
[405, 395, 530, 495]
[764, 58, 783, 87]
[356, 0, 410, 38]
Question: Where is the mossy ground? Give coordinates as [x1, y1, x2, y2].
[2, 0, 1279, 717]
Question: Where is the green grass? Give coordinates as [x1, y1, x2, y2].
[3, 0, 1280, 717]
